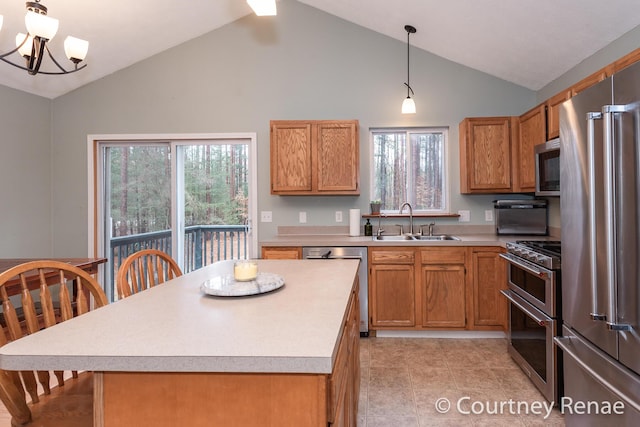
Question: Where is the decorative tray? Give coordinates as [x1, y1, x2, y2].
[201, 272, 285, 297]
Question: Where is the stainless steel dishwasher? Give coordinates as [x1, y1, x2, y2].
[302, 246, 369, 336]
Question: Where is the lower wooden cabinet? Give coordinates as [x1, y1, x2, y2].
[329, 281, 360, 426]
[261, 246, 301, 259]
[420, 248, 466, 328]
[368, 249, 415, 328]
[368, 246, 507, 332]
[470, 247, 507, 329]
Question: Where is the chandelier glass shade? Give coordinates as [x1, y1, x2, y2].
[402, 24, 417, 114]
[0, 1, 89, 75]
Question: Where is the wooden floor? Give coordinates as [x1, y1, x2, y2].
[0, 338, 564, 426]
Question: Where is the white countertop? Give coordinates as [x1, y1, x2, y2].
[0, 259, 360, 375]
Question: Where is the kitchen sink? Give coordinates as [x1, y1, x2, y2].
[374, 234, 461, 241]
[374, 235, 417, 241]
[414, 234, 461, 241]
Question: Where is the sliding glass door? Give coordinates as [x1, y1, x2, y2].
[91, 134, 257, 301]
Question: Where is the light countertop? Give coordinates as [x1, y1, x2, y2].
[0, 259, 360, 374]
[260, 233, 555, 248]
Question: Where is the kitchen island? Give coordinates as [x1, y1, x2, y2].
[0, 259, 361, 427]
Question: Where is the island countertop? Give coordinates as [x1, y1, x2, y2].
[0, 259, 360, 375]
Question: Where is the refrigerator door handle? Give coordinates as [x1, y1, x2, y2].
[555, 335, 640, 413]
[602, 104, 632, 331]
[586, 111, 606, 321]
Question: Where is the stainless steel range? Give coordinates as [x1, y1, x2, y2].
[500, 240, 562, 404]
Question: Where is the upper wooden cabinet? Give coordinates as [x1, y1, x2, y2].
[459, 116, 517, 194]
[516, 104, 545, 192]
[545, 90, 570, 140]
[569, 68, 610, 97]
[270, 120, 360, 195]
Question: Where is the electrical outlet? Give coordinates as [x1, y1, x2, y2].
[485, 210, 494, 222]
[299, 211, 307, 223]
[260, 211, 272, 222]
[458, 210, 470, 222]
[335, 211, 343, 222]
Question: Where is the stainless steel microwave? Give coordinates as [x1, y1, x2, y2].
[535, 138, 560, 196]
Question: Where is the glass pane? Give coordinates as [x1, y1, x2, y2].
[372, 132, 406, 211]
[107, 145, 172, 300]
[411, 132, 445, 211]
[181, 144, 250, 272]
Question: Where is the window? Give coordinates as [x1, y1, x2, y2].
[371, 128, 448, 213]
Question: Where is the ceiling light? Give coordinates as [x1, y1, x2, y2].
[0, 0, 89, 76]
[247, 0, 277, 16]
[402, 25, 417, 114]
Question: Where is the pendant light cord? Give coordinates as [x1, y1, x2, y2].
[404, 25, 416, 97]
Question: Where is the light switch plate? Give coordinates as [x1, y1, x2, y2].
[260, 211, 272, 222]
[458, 210, 470, 222]
[335, 211, 343, 222]
[299, 211, 307, 223]
[485, 210, 493, 222]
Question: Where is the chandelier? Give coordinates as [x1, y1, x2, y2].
[0, 0, 88, 75]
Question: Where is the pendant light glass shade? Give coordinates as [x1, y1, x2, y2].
[402, 97, 416, 114]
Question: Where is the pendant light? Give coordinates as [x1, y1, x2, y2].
[401, 25, 417, 114]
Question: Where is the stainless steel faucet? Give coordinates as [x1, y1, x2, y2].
[377, 212, 386, 237]
[399, 202, 413, 235]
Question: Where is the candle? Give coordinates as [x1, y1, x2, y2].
[234, 261, 258, 281]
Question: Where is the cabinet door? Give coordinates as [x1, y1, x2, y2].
[471, 248, 507, 328]
[570, 68, 609, 96]
[459, 117, 513, 193]
[516, 105, 544, 192]
[545, 90, 570, 140]
[270, 121, 312, 194]
[261, 246, 301, 260]
[369, 264, 415, 327]
[316, 121, 359, 194]
[421, 265, 466, 328]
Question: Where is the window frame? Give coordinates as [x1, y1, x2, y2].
[369, 127, 449, 214]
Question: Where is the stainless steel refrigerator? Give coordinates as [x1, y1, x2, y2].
[555, 62, 640, 426]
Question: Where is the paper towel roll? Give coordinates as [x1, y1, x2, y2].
[349, 209, 361, 236]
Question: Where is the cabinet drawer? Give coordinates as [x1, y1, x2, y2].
[420, 248, 465, 264]
[370, 250, 415, 264]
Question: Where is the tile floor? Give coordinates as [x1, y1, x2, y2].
[357, 337, 565, 426]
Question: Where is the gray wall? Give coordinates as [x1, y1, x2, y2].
[0, 85, 52, 257]
[5, 0, 637, 256]
[49, 0, 533, 255]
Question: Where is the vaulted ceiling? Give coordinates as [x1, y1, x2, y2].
[1, 0, 639, 99]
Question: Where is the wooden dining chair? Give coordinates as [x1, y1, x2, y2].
[0, 260, 108, 427]
[116, 249, 182, 299]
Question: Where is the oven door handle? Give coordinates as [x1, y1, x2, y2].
[500, 289, 549, 326]
[499, 253, 548, 279]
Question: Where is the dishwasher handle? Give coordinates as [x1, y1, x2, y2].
[305, 255, 363, 260]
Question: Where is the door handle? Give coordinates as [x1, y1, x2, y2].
[586, 111, 606, 321]
[602, 105, 631, 331]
